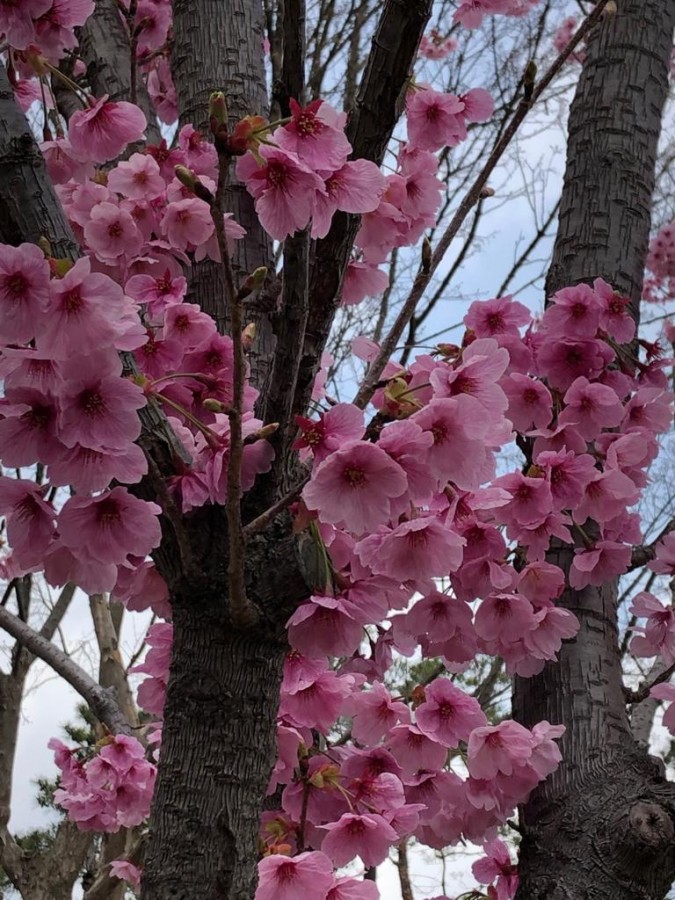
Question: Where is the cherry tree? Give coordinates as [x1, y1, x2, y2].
[0, 1, 674, 899]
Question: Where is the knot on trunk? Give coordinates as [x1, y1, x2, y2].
[629, 801, 674, 849]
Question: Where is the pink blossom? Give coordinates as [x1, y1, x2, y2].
[523, 603, 580, 661]
[160, 197, 214, 251]
[467, 721, 533, 779]
[493, 472, 553, 526]
[280, 666, 354, 732]
[536, 450, 597, 511]
[502, 374, 552, 432]
[84, 202, 143, 262]
[256, 851, 334, 900]
[0, 477, 56, 568]
[650, 683, 675, 734]
[517, 562, 565, 604]
[574, 468, 639, 524]
[109, 860, 142, 890]
[472, 840, 518, 900]
[321, 812, 398, 867]
[293, 403, 364, 464]
[475, 593, 538, 644]
[237, 145, 325, 240]
[108, 152, 166, 200]
[406, 88, 466, 152]
[312, 160, 385, 239]
[274, 99, 351, 171]
[348, 682, 410, 745]
[135, 0, 172, 54]
[559, 376, 624, 439]
[287, 594, 363, 657]
[0, 387, 62, 466]
[58, 350, 145, 451]
[543, 283, 603, 338]
[355, 516, 465, 582]
[164, 302, 216, 348]
[569, 541, 631, 590]
[327, 876, 379, 900]
[147, 59, 179, 124]
[419, 30, 458, 59]
[416, 678, 487, 747]
[48, 443, 147, 494]
[629, 592, 675, 664]
[0, 242, 51, 343]
[69, 95, 147, 163]
[594, 278, 636, 343]
[411, 397, 495, 490]
[465, 295, 531, 337]
[303, 441, 407, 535]
[537, 337, 614, 392]
[59, 487, 161, 566]
[125, 269, 187, 315]
[386, 724, 449, 776]
[0, 0, 51, 48]
[34, 0, 94, 60]
[650, 533, 675, 576]
[39, 257, 128, 358]
[342, 261, 388, 306]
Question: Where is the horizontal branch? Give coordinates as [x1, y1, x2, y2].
[0, 604, 133, 736]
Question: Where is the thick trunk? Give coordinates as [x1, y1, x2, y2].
[514, 2, 675, 898]
[142, 513, 315, 899]
[141, 595, 286, 900]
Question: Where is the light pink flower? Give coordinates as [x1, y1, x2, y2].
[256, 851, 334, 900]
[356, 516, 465, 582]
[0, 477, 56, 568]
[472, 840, 518, 900]
[311, 160, 385, 239]
[341, 261, 388, 306]
[502, 374, 552, 432]
[467, 720, 533, 779]
[386, 724, 449, 776]
[465, 295, 531, 337]
[475, 593, 538, 644]
[321, 812, 398, 867]
[69, 95, 147, 163]
[108, 153, 166, 200]
[303, 441, 407, 535]
[109, 860, 142, 890]
[0, 242, 51, 343]
[0, 0, 51, 48]
[237, 145, 325, 240]
[594, 278, 636, 343]
[160, 197, 214, 251]
[293, 403, 364, 464]
[348, 682, 411, 745]
[0, 387, 62, 466]
[287, 594, 363, 657]
[327, 876, 379, 900]
[559, 376, 624, 439]
[39, 257, 127, 358]
[58, 350, 145, 451]
[569, 541, 631, 589]
[59, 487, 161, 566]
[274, 99, 351, 171]
[406, 88, 466, 151]
[416, 678, 487, 747]
[84, 202, 143, 261]
[651, 683, 675, 735]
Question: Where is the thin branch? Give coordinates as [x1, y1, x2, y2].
[352, 0, 611, 408]
[242, 473, 311, 539]
[0, 604, 132, 736]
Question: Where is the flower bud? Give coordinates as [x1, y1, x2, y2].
[203, 398, 230, 413]
[209, 91, 228, 127]
[174, 165, 214, 205]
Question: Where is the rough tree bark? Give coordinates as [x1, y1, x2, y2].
[513, 3, 675, 898]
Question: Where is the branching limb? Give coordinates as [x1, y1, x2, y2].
[353, 0, 611, 409]
[0, 604, 132, 736]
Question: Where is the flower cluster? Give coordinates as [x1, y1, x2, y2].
[50, 734, 156, 832]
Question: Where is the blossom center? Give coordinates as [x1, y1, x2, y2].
[276, 861, 297, 884]
[344, 466, 366, 487]
[5, 272, 27, 296]
[64, 288, 84, 312]
[79, 389, 106, 417]
[296, 113, 320, 136]
[108, 222, 123, 238]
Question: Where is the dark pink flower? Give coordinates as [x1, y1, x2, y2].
[0, 477, 56, 568]
[59, 487, 161, 566]
[274, 99, 351, 171]
[0, 242, 51, 343]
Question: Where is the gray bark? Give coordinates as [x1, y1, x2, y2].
[78, 0, 161, 144]
[513, 3, 675, 898]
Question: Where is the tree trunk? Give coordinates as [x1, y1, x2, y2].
[514, 3, 675, 898]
